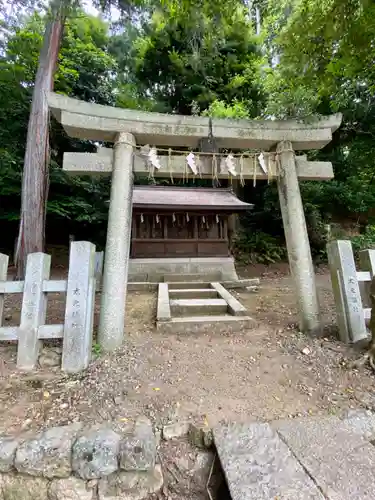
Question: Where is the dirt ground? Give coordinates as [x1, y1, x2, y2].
[1, 263, 375, 438]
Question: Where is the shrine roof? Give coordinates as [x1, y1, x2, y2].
[132, 186, 253, 211]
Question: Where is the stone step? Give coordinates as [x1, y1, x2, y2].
[214, 422, 325, 500]
[167, 282, 212, 290]
[214, 414, 375, 500]
[164, 272, 222, 282]
[157, 315, 256, 333]
[170, 298, 228, 316]
[169, 288, 219, 299]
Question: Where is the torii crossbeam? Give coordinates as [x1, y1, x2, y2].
[48, 92, 342, 349]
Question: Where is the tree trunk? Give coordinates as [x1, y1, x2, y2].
[15, 4, 65, 278]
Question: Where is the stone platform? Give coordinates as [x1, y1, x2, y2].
[157, 281, 256, 333]
[128, 257, 239, 282]
[214, 411, 375, 500]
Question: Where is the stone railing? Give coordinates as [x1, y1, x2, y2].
[0, 242, 103, 373]
[0, 417, 162, 500]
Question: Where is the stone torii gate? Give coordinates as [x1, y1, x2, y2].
[48, 92, 342, 350]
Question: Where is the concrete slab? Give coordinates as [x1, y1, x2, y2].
[164, 272, 222, 282]
[170, 298, 228, 316]
[211, 282, 247, 316]
[274, 416, 375, 499]
[168, 288, 219, 299]
[157, 315, 257, 334]
[167, 282, 211, 290]
[156, 283, 171, 322]
[214, 422, 325, 500]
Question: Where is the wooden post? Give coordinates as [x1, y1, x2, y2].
[62, 241, 96, 373]
[327, 240, 367, 343]
[17, 252, 51, 370]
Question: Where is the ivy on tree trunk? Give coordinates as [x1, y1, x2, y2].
[15, 3, 66, 278]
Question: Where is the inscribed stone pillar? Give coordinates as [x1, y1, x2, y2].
[276, 140, 321, 335]
[98, 132, 135, 350]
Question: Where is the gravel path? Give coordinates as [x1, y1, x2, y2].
[0, 266, 374, 437]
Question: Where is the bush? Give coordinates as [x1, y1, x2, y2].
[350, 225, 375, 254]
[232, 230, 287, 264]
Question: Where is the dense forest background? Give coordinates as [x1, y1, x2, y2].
[1, 0, 375, 264]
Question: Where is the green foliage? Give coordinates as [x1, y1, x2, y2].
[2, 0, 375, 265]
[351, 226, 375, 254]
[0, 11, 116, 249]
[233, 230, 287, 264]
[133, 4, 265, 115]
[202, 99, 250, 119]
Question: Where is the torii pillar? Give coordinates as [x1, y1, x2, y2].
[47, 92, 342, 348]
[99, 132, 135, 349]
[277, 141, 320, 334]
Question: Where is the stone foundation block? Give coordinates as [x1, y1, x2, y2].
[0, 473, 48, 500]
[119, 417, 156, 472]
[98, 465, 163, 500]
[72, 428, 121, 480]
[15, 424, 81, 478]
[0, 437, 19, 472]
[48, 476, 93, 500]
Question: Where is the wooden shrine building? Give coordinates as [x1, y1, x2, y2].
[131, 186, 252, 259]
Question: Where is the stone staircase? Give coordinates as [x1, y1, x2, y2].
[213, 411, 375, 500]
[157, 278, 255, 333]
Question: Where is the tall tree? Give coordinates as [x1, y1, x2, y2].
[15, 0, 71, 277]
[14, 0, 149, 277]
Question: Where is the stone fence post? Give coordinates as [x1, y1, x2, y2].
[17, 253, 51, 370]
[62, 241, 96, 373]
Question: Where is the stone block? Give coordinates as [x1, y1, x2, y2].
[274, 416, 375, 499]
[189, 423, 213, 449]
[214, 422, 325, 500]
[48, 476, 93, 500]
[170, 298, 228, 317]
[17, 252, 51, 370]
[72, 428, 121, 480]
[39, 347, 62, 368]
[342, 409, 375, 439]
[0, 437, 18, 472]
[327, 240, 368, 343]
[62, 241, 96, 373]
[15, 424, 81, 478]
[162, 421, 190, 440]
[156, 284, 170, 322]
[211, 282, 247, 316]
[0, 473, 48, 500]
[98, 465, 163, 500]
[120, 417, 156, 472]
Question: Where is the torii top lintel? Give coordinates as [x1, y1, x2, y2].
[48, 93, 342, 151]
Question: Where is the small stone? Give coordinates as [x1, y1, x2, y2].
[0, 436, 19, 472]
[60, 403, 69, 410]
[21, 418, 32, 430]
[39, 348, 61, 368]
[15, 424, 81, 478]
[154, 430, 161, 447]
[98, 464, 163, 500]
[191, 451, 214, 491]
[301, 347, 311, 355]
[162, 421, 190, 440]
[120, 416, 156, 472]
[48, 476, 92, 500]
[72, 428, 121, 480]
[189, 423, 213, 449]
[0, 472, 48, 500]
